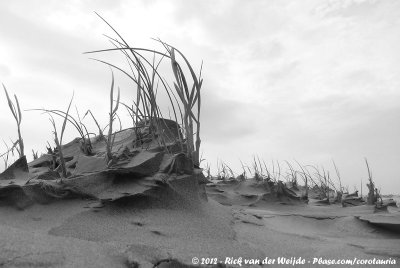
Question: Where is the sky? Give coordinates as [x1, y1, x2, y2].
[0, 0, 399, 194]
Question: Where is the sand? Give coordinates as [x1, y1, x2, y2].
[1, 128, 399, 267]
[1, 179, 399, 267]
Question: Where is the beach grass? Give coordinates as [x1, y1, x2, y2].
[84, 13, 203, 166]
[47, 93, 74, 178]
[2, 84, 24, 158]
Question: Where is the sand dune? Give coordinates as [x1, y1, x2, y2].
[2, 176, 399, 267]
[1, 127, 399, 267]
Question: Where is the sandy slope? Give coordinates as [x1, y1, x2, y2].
[0, 192, 262, 267]
[235, 204, 400, 267]
[1, 192, 400, 268]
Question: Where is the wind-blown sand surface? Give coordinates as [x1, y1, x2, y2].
[1, 185, 399, 267]
[207, 179, 400, 266]
[0, 126, 399, 267]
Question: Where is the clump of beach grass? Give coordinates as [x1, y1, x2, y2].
[365, 158, 382, 205]
[83, 109, 105, 141]
[32, 149, 39, 160]
[84, 13, 203, 167]
[47, 93, 74, 179]
[9, 13, 204, 176]
[29, 104, 94, 157]
[215, 159, 235, 180]
[206, 158, 356, 202]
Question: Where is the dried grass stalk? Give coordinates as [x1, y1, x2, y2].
[2, 84, 24, 157]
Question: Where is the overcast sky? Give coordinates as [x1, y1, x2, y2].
[0, 0, 399, 194]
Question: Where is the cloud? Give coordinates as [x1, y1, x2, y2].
[201, 84, 260, 143]
[314, 0, 400, 21]
[248, 40, 285, 62]
[0, 64, 11, 77]
[0, 7, 100, 80]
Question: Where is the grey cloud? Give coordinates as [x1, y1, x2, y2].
[294, 93, 400, 154]
[201, 90, 259, 143]
[0, 9, 89, 69]
[341, 69, 383, 92]
[0, 64, 11, 77]
[80, 0, 124, 10]
[265, 61, 299, 86]
[0, 7, 127, 97]
[315, 0, 400, 20]
[249, 40, 285, 61]
[170, 0, 292, 45]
